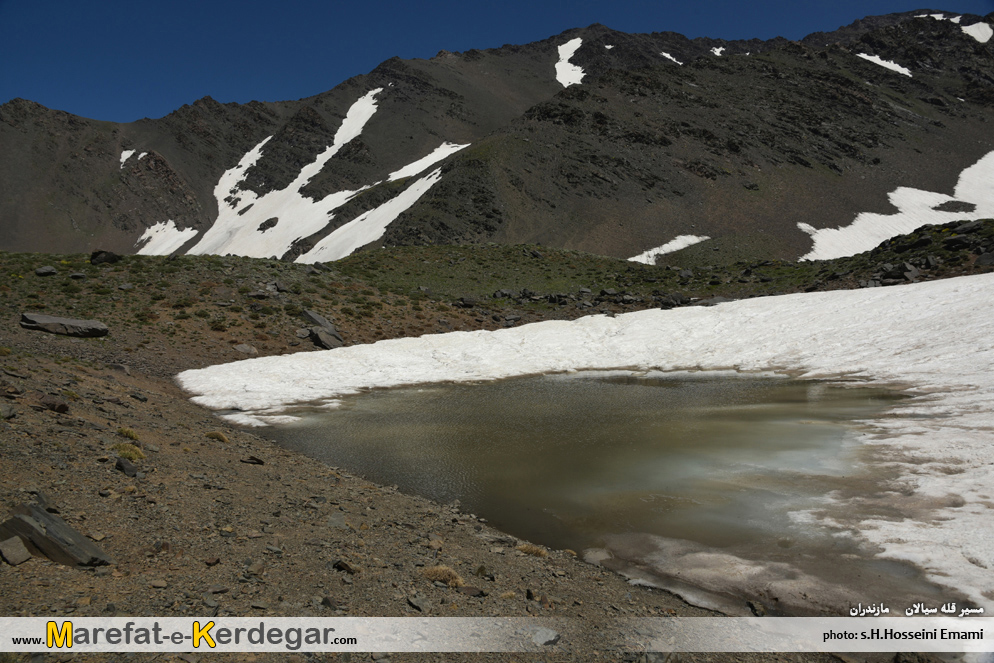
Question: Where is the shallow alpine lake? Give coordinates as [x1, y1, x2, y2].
[260, 370, 960, 614]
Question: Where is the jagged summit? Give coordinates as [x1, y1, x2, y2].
[1, 10, 992, 263]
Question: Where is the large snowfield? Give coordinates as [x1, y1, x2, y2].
[179, 271, 994, 610]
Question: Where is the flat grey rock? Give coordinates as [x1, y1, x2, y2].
[20, 313, 109, 337]
[531, 627, 561, 646]
[0, 536, 31, 565]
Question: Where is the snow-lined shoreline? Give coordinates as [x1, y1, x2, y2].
[178, 273, 994, 609]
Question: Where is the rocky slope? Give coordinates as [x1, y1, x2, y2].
[2, 11, 992, 263]
[2, 220, 991, 660]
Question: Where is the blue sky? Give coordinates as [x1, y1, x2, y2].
[1, 0, 992, 123]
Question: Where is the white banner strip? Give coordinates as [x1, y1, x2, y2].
[0, 617, 991, 653]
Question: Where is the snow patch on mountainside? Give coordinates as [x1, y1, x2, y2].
[178, 272, 994, 609]
[134, 220, 198, 255]
[660, 52, 683, 65]
[798, 150, 994, 260]
[628, 235, 710, 264]
[119, 150, 135, 168]
[962, 21, 993, 43]
[856, 53, 912, 77]
[185, 89, 383, 258]
[917, 12, 989, 41]
[388, 142, 469, 182]
[296, 168, 444, 263]
[710, 47, 725, 56]
[142, 96, 470, 260]
[556, 38, 585, 87]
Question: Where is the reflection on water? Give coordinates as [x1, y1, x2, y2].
[261, 371, 955, 614]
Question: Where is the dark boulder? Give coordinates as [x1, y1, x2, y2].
[20, 313, 109, 337]
[39, 395, 69, 414]
[115, 457, 138, 477]
[0, 503, 113, 567]
[302, 310, 344, 349]
[943, 235, 975, 251]
[310, 328, 344, 350]
[34, 266, 57, 276]
[90, 250, 121, 265]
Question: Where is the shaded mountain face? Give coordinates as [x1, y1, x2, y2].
[2, 11, 993, 263]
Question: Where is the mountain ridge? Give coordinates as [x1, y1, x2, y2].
[2, 9, 992, 262]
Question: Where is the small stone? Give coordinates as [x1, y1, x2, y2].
[531, 627, 560, 646]
[39, 395, 69, 413]
[0, 536, 31, 565]
[35, 266, 57, 277]
[327, 513, 349, 530]
[149, 579, 168, 589]
[333, 559, 359, 574]
[0, 403, 15, 420]
[115, 457, 138, 477]
[69, 272, 87, 280]
[251, 601, 269, 609]
[234, 344, 258, 356]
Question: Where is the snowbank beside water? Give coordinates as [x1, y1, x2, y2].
[178, 273, 994, 609]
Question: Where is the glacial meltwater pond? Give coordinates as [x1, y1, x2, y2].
[261, 371, 963, 615]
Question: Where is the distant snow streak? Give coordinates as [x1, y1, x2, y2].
[387, 142, 469, 182]
[710, 47, 725, 56]
[297, 169, 444, 263]
[186, 89, 384, 259]
[798, 150, 994, 260]
[604, 44, 614, 50]
[135, 220, 198, 256]
[119, 149, 135, 168]
[556, 38, 585, 87]
[628, 235, 710, 264]
[138, 152, 148, 161]
[917, 12, 989, 42]
[660, 52, 683, 65]
[856, 53, 912, 77]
